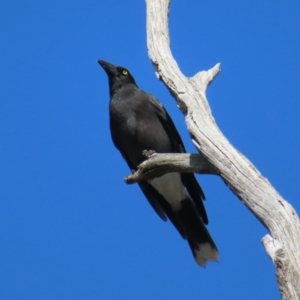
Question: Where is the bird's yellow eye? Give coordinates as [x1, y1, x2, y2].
[122, 70, 128, 75]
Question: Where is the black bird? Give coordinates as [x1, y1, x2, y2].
[98, 60, 218, 267]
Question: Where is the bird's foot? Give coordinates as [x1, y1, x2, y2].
[142, 150, 156, 158]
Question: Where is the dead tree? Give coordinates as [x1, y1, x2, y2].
[125, 1, 300, 299]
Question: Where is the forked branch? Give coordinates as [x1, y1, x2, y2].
[138, 0, 300, 299]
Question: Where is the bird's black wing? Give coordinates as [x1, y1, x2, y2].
[114, 144, 168, 221]
[146, 93, 208, 224]
[138, 182, 168, 221]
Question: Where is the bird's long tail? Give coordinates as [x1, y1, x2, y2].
[177, 199, 219, 267]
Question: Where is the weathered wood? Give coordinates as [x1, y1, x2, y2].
[143, 0, 300, 299]
[125, 153, 218, 184]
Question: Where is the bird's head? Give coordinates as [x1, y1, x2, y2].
[98, 60, 137, 96]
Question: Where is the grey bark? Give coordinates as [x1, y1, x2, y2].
[128, 0, 300, 299]
[125, 152, 218, 184]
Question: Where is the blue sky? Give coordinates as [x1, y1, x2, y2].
[1, 1, 300, 299]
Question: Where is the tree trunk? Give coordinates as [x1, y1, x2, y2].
[135, 0, 300, 299]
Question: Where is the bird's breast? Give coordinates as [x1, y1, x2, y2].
[109, 94, 172, 162]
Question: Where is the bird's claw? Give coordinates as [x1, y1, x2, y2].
[142, 150, 156, 158]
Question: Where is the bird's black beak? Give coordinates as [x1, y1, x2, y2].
[98, 60, 118, 77]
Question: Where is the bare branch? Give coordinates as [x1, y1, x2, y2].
[262, 235, 300, 299]
[145, 0, 300, 298]
[125, 153, 218, 184]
